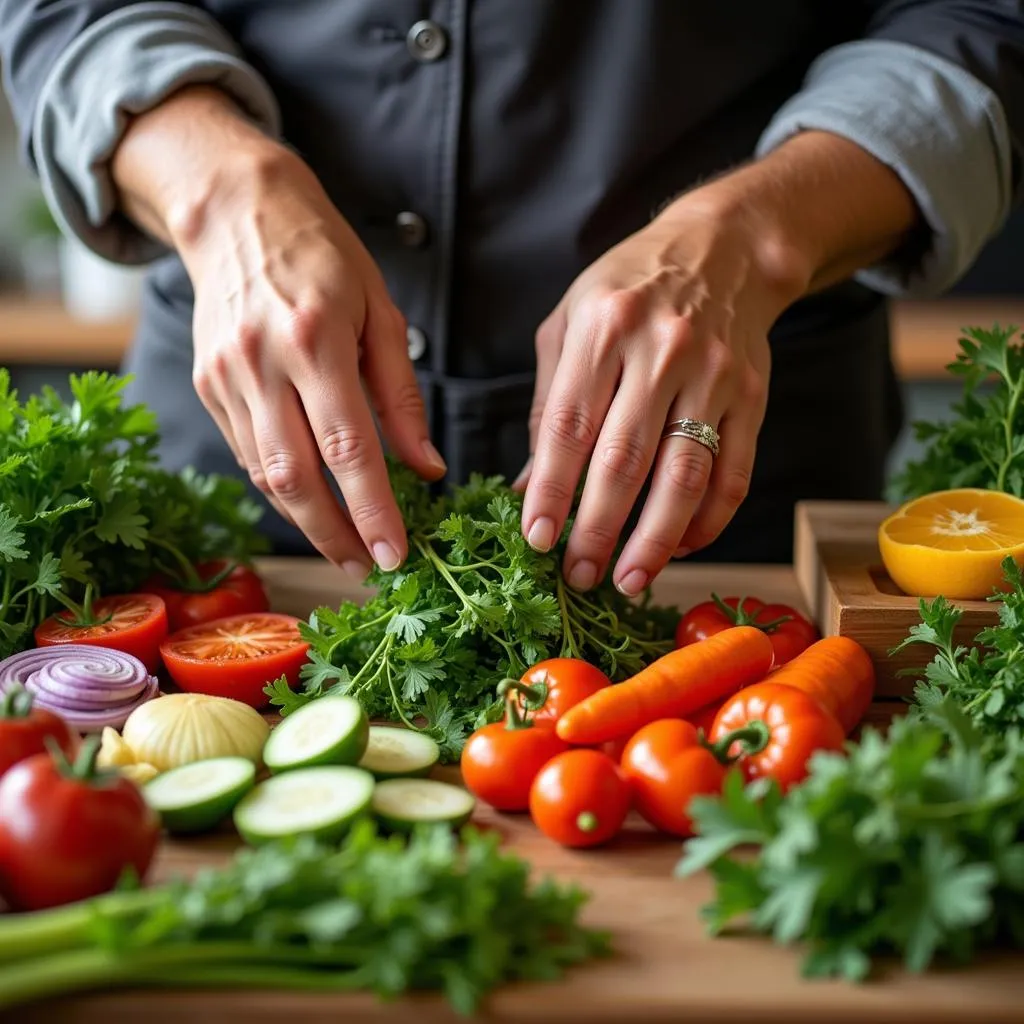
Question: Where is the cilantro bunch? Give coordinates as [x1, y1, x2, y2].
[268, 461, 676, 758]
[0, 370, 266, 657]
[890, 555, 1024, 737]
[0, 821, 609, 1015]
[888, 324, 1024, 501]
[676, 700, 1024, 981]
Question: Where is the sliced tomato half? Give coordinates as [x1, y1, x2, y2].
[34, 594, 168, 673]
[159, 612, 309, 708]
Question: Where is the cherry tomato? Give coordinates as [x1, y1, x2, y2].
[709, 681, 845, 792]
[507, 658, 611, 726]
[675, 594, 817, 666]
[685, 698, 726, 736]
[143, 560, 269, 631]
[461, 714, 569, 812]
[160, 612, 309, 708]
[35, 593, 168, 673]
[529, 748, 631, 847]
[0, 685, 77, 779]
[621, 719, 727, 837]
[0, 737, 160, 911]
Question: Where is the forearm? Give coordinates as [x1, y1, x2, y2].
[110, 83, 284, 251]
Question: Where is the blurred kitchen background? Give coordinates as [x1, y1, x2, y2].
[1, 85, 1023, 480]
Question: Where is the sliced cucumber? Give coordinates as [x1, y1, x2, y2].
[233, 765, 375, 845]
[144, 756, 256, 835]
[263, 695, 369, 774]
[371, 778, 476, 832]
[357, 726, 440, 779]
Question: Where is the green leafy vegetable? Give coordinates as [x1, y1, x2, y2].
[891, 554, 1024, 737]
[676, 700, 1024, 981]
[0, 821, 609, 1015]
[267, 461, 676, 759]
[888, 324, 1024, 501]
[0, 371, 267, 656]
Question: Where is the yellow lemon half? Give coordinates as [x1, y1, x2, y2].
[878, 488, 1024, 599]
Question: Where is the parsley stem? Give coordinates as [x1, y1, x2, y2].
[555, 576, 584, 660]
[996, 350, 1024, 493]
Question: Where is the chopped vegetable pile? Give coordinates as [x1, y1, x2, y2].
[0, 371, 266, 660]
[0, 821, 609, 1015]
[267, 460, 677, 758]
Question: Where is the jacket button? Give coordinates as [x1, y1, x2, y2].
[406, 326, 428, 362]
[407, 20, 448, 62]
[396, 211, 429, 248]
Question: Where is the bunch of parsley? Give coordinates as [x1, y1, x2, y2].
[891, 554, 1024, 739]
[888, 324, 1024, 501]
[0, 370, 266, 657]
[268, 460, 676, 758]
[0, 821, 609, 1015]
[676, 700, 1024, 981]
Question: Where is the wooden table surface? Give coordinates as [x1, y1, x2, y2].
[12, 559, 1024, 1024]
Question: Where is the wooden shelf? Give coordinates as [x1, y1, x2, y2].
[1, 294, 1023, 380]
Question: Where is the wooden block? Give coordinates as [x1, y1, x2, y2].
[793, 500, 997, 698]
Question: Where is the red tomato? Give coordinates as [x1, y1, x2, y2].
[0, 686, 77, 779]
[621, 719, 727, 837]
[508, 658, 611, 726]
[461, 719, 569, 812]
[34, 594, 168, 673]
[529, 749, 631, 847]
[160, 612, 309, 708]
[709, 681, 845, 792]
[0, 738, 160, 911]
[675, 594, 817, 666]
[143, 560, 269, 631]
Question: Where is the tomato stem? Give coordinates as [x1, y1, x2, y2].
[51, 583, 114, 629]
[711, 592, 791, 634]
[500, 684, 537, 731]
[496, 677, 549, 713]
[704, 720, 772, 762]
[576, 811, 598, 833]
[46, 733, 105, 783]
[0, 684, 33, 720]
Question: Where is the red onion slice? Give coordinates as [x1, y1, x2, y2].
[0, 645, 160, 731]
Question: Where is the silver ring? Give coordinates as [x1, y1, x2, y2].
[661, 417, 720, 459]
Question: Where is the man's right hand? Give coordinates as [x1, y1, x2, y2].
[111, 86, 445, 578]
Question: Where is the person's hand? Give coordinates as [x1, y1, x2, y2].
[517, 188, 810, 595]
[173, 146, 446, 578]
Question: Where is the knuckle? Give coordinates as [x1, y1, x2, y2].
[634, 528, 679, 563]
[248, 465, 270, 493]
[529, 475, 573, 506]
[599, 435, 650, 485]
[572, 520, 618, 552]
[593, 290, 643, 335]
[718, 465, 752, 507]
[286, 300, 328, 358]
[545, 404, 598, 451]
[388, 381, 426, 419]
[319, 425, 370, 474]
[704, 339, 736, 385]
[208, 347, 231, 383]
[262, 451, 306, 501]
[232, 322, 263, 366]
[344, 497, 389, 528]
[743, 368, 768, 408]
[192, 368, 213, 402]
[662, 449, 712, 500]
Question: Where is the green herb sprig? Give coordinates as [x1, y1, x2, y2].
[0, 370, 267, 656]
[267, 461, 676, 759]
[0, 821, 609, 1015]
[890, 554, 1024, 738]
[675, 700, 1024, 982]
[888, 324, 1024, 501]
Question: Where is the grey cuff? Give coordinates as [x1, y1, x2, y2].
[756, 39, 1011, 298]
[32, 2, 282, 265]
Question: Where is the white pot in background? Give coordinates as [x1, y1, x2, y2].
[58, 237, 144, 321]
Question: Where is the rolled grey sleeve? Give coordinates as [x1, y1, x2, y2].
[33, 1, 281, 265]
[756, 39, 1012, 298]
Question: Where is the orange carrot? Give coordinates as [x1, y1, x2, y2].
[765, 635, 875, 734]
[555, 626, 775, 745]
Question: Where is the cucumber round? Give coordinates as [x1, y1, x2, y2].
[233, 765, 375, 845]
[357, 726, 440, 779]
[144, 756, 256, 835]
[263, 695, 369, 774]
[371, 778, 476, 832]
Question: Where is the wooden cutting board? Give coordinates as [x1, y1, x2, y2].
[793, 501, 998, 698]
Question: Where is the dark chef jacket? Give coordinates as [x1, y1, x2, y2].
[3, 2, 1024, 562]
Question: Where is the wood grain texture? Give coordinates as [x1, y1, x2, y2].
[7, 557, 1021, 1024]
[793, 501, 998, 698]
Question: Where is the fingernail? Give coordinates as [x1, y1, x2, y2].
[527, 516, 556, 552]
[343, 560, 370, 583]
[567, 560, 598, 591]
[372, 541, 402, 572]
[422, 440, 447, 473]
[616, 568, 648, 597]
